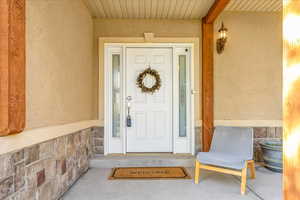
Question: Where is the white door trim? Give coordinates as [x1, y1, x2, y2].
[104, 43, 195, 155]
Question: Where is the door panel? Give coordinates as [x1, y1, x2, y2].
[126, 48, 173, 152]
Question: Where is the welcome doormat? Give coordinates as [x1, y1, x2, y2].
[108, 167, 191, 180]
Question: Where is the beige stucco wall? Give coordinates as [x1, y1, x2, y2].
[214, 12, 282, 120]
[26, 0, 95, 129]
[24, 4, 282, 130]
[94, 19, 201, 38]
[94, 14, 282, 125]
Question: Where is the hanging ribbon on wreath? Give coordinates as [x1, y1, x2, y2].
[136, 67, 161, 94]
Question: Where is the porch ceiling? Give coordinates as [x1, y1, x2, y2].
[82, 0, 214, 19]
[226, 0, 282, 12]
[83, 0, 282, 20]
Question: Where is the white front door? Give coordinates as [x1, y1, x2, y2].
[126, 48, 173, 152]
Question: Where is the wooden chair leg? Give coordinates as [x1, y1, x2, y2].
[247, 160, 256, 179]
[194, 160, 200, 184]
[241, 164, 248, 195]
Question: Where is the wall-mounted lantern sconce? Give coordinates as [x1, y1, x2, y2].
[216, 22, 228, 54]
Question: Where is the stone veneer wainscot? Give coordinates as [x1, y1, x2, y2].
[0, 127, 97, 200]
[0, 124, 282, 199]
[92, 126, 282, 162]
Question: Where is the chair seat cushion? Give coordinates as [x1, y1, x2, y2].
[196, 152, 247, 170]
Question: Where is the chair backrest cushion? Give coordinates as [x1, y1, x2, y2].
[210, 127, 253, 160]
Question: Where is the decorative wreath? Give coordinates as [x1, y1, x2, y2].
[136, 67, 161, 94]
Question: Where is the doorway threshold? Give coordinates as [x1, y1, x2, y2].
[90, 153, 195, 168]
[108, 153, 192, 157]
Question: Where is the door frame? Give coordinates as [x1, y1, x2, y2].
[103, 43, 195, 155]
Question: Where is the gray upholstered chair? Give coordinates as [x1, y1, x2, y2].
[194, 127, 256, 195]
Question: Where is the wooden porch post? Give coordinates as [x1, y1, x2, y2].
[201, 0, 230, 152]
[202, 21, 214, 152]
[283, 0, 300, 199]
[0, 0, 26, 136]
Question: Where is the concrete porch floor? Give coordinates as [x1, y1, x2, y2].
[62, 166, 282, 200]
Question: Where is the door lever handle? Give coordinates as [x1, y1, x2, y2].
[126, 96, 132, 127]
